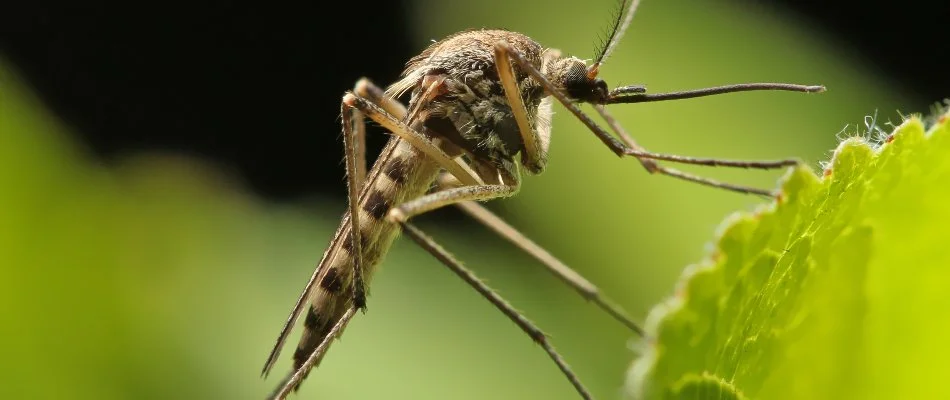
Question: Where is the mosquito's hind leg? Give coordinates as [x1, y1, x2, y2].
[261, 77, 393, 381]
[264, 77, 413, 397]
[433, 173, 643, 335]
[395, 221, 594, 400]
[270, 78, 489, 398]
[385, 179, 595, 400]
[342, 74, 482, 308]
[339, 96, 372, 311]
[317, 78, 416, 345]
[341, 76, 421, 307]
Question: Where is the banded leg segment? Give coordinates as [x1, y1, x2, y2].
[494, 41, 799, 196]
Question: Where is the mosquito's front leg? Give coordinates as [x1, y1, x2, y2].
[591, 104, 794, 196]
[592, 104, 800, 169]
[261, 78, 390, 379]
[340, 75, 439, 308]
[494, 41, 799, 197]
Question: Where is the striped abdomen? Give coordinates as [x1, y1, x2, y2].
[292, 137, 441, 371]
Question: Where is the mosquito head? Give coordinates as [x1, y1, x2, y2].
[545, 56, 609, 104]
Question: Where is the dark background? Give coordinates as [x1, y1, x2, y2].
[1, 0, 947, 200]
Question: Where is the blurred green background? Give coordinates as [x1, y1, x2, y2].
[0, 0, 915, 399]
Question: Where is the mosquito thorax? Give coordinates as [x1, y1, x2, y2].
[385, 29, 554, 169]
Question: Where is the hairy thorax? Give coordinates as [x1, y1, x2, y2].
[386, 30, 555, 170]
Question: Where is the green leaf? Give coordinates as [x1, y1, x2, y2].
[628, 108, 950, 400]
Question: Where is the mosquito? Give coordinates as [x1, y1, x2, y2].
[261, 0, 824, 398]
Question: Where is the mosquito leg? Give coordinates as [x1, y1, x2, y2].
[592, 104, 785, 196]
[354, 77, 407, 120]
[353, 78, 487, 183]
[267, 78, 428, 393]
[349, 76, 419, 185]
[592, 104, 799, 169]
[347, 72, 483, 308]
[387, 184, 518, 223]
[434, 174, 643, 335]
[385, 180, 594, 399]
[266, 77, 487, 391]
[621, 149, 798, 169]
[494, 42, 793, 196]
[397, 220, 593, 400]
[598, 103, 797, 168]
[494, 44, 548, 174]
[349, 99, 368, 186]
[261, 78, 394, 377]
[341, 76, 420, 308]
[464, 200, 642, 334]
[492, 42, 660, 164]
[342, 93, 481, 186]
[340, 98, 370, 312]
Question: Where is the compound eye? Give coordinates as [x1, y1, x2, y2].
[563, 63, 595, 100]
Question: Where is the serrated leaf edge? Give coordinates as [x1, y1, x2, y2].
[625, 108, 950, 400]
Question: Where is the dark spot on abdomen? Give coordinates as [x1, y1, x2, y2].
[293, 346, 313, 369]
[363, 190, 390, 221]
[304, 305, 320, 330]
[320, 267, 344, 293]
[341, 229, 370, 255]
[383, 157, 410, 185]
